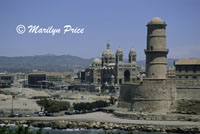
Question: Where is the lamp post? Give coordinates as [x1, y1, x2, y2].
[11, 95, 14, 114]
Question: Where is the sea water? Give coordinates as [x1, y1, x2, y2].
[0, 124, 176, 134]
[35, 127, 176, 134]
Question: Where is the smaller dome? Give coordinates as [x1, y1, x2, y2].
[129, 48, 136, 53]
[93, 58, 101, 65]
[149, 17, 164, 24]
[117, 48, 122, 52]
[116, 48, 123, 55]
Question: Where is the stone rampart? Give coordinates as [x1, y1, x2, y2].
[118, 79, 176, 114]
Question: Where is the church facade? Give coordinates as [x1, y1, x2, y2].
[82, 43, 137, 85]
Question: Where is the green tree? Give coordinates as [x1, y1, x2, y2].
[73, 100, 109, 112]
[36, 99, 70, 113]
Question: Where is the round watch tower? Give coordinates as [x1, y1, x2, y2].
[145, 17, 168, 79]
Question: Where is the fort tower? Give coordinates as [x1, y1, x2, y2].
[118, 17, 176, 114]
[145, 17, 168, 79]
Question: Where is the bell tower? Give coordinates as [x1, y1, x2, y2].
[129, 48, 136, 63]
[116, 48, 123, 64]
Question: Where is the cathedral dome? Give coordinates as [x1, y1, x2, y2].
[117, 48, 122, 52]
[129, 48, 136, 53]
[116, 48, 122, 52]
[102, 43, 114, 58]
[149, 17, 164, 24]
[116, 48, 123, 55]
[93, 58, 101, 65]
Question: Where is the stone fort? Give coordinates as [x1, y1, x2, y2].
[118, 17, 176, 114]
[81, 17, 200, 116]
[118, 17, 200, 116]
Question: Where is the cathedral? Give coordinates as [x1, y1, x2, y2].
[83, 43, 137, 85]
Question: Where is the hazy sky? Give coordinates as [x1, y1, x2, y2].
[0, 0, 200, 60]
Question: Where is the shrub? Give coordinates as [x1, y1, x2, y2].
[36, 99, 70, 113]
[0, 125, 46, 134]
[73, 100, 109, 112]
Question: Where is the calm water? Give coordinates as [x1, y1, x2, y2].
[35, 127, 175, 134]
[1, 124, 176, 134]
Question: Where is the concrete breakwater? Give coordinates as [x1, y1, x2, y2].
[0, 119, 200, 134]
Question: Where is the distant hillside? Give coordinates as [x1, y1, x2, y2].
[0, 55, 177, 73]
[136, 59, 178, 67]
[0, 54, 93, 73]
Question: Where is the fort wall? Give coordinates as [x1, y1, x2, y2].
[118, 79, 176, 114]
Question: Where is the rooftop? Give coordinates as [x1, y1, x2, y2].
[175, 59, 200, 65]
[149, 17, 164, 24]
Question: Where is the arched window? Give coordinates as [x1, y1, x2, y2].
[124, 70, 130, 82]
[119, 79, 122, 84]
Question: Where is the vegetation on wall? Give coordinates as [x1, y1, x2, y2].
[175, 99, 200, 115]
[0, 125, 47, 134]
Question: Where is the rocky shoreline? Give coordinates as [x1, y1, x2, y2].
[114, 110, 200, 122]
[1, 119, 200, 134]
